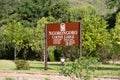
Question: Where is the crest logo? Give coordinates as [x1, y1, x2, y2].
[60, 23, 65, 31]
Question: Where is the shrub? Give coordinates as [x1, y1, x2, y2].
[15, 59, 30, 70]
[5, 78, 15, 80]
[44, 78, 50, 80]
[60, 57, 100, 80]
[49, 52, 55, 61]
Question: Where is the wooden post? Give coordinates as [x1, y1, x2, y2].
[14, 44, 16, 60]
[80, 23, 82, 57]
[44, 25, 48, 70]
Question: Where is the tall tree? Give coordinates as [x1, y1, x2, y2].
[107, 0, 120, 12]
[106, 0, 120, 29]
[50, 0, 69, 22]
[15, 0, 52, 27]
[0, 0, 21, 27]
[109, 12, 120, 61]
[33, 17, 60, 61]
[0, 0, 53, 27]
[2, 21, 33, 60]
[68, 5, 109, 58]
[82, 15, 109, 58]
[0, 26, 6, 58]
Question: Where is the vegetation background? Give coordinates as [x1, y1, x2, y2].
[0, 0, 120, 62]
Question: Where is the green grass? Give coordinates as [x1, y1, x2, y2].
[29, 61, 62, 73]
[0, 60, 16, 70]
[95, 63, 120, 76]
[0, 60, 120, 76]
[0, 60, 62, 73]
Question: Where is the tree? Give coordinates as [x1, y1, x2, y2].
[0, 0, 21, 27]
[33, 17, 60, 61]
[50, 0, 69, 22]
[0, 0, 20, 18]
[14, 0, 52, 27]
[109, 12, 120, 62]
[54, 5, 110, 60]
[67, 5, 96, 22]
[2, 21, 33, 60]
[106, 0, 120, 29]
[82, 15, 110, 58]
[0, 0, 53, 27]
[0, 26, 7, 58]
[107, 0, 120, 12]
[60, 57, 100, 80]
[30, 17, 48, 60]
[67, 5, 110, 59]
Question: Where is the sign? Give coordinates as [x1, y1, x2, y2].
[46, 22, 80, 46]
[44, 22, 82, 70]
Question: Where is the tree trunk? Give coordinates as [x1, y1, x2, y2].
[14, 44, 17, 60]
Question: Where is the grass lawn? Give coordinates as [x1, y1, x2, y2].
[0, 60, 120, 76]
[95, 63, 120, 76]
[0, 60, 16, 70]
[29, 61, 62, 73]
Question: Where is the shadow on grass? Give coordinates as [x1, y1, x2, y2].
[104, 63, 120, 66]
[97, 67, 120, 71]
[30, 66, 59, 71]
[48, 63, 63, 66]
[30, 63, 62, 71]
[30, 66, 43, 70]
[97, 64, 120, 71]
[115, 64, 120, 66]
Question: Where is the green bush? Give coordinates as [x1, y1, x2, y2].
[49, 52, 55, 61]
[48, 46, 56, 61]
[15, 60, 30, 70]
[5, 78, 15, 80]
[60, 57, 100, 80]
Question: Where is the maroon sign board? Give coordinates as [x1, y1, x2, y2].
[44, 22, 82, 70]
[46, 22, 80, 46]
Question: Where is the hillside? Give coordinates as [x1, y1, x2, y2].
[68, 0, 114, 15]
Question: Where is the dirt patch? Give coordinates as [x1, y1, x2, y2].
[0, 71, 69, 80]
[0, 70, 120, 80]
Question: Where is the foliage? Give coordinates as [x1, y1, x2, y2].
[30, 17, 48, 60]
[0, 0, 20, 17]
[79, 6, 110, 58]
[50, 0, 69, 22]
[106, 0, 120, 29]
[82, 14, 110, 59]
[107, 0, 120, 11]
[32, 17, 60, 60]
[5, 78, 15, 80]
[67, 5, 96, 22]
[69, 0, 112, 15]
[60, 57, 100, 80]
[64, 5, 110, 59]
[2, 21, 25, 45]
[0, 0, 21, 27]
[2, 21, 33, 60]
[15, 59, 30, 70]
[0, 0, 119, 62]
[15, 0, 52, 27]
[48, 46, 56, 61]
[0, 27, 6, 52]
[109, 12, 120, 60]
[0, 0, 53, 27]
[44, 78, 50, 80]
